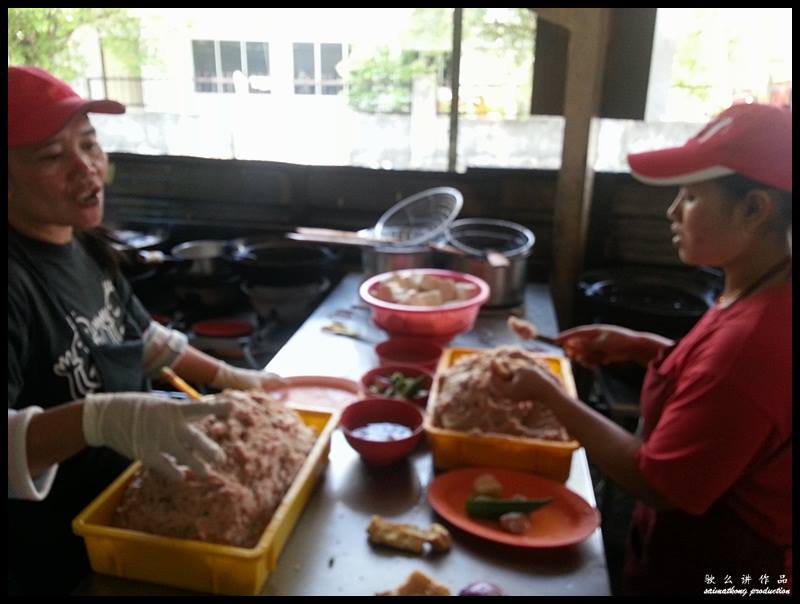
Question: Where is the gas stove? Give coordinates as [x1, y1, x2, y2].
[188, 313, 279, 370]
[131, 263, 336, 369]
[149, 308, 278, 369]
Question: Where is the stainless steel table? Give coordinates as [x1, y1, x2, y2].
[77, 273, 611, 596]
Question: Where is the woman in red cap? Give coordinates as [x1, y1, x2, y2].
[492, 103, 792, 595]
[7, 66, 287, 594]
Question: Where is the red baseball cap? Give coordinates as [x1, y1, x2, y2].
[8, 66, 126, 147]
[627, 103, 792, 193]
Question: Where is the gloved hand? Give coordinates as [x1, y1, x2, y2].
[209, 362, 286, 392]
[82, 392, 231, 482]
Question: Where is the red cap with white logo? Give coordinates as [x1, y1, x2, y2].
[627, 103, 792, 193]
[8, 66, 125, 147]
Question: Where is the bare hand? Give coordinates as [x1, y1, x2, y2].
[489, 362, 565, 405]
[556, 324, 644, 368]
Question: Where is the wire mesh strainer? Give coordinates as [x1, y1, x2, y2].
[372, 187, 463, 247]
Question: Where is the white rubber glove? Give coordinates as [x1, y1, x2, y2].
[82, 392, 231, 482]
[209, 363, 286, 391]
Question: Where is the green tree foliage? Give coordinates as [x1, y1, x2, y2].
[345, 8, 535, 116]
[672, 29, 711, 104]
[467, 8, 535, 68]
[8, 8, 148, 83]
[346, 48, 446, 114]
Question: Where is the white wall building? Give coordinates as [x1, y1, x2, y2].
[78, 8, 789, 172]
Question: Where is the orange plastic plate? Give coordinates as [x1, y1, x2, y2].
[274, 376, 362, 411]
[427, 467, 600, 548]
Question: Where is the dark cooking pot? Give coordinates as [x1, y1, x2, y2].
[229, 238, 340, 286]
[577, 266, 721, 339]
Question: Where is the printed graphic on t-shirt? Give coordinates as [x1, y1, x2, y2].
[53, 279, 127, 399]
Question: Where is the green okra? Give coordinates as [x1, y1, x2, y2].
[464, 495, 554, 519]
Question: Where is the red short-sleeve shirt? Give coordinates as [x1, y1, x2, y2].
[638, 283, 792, 545]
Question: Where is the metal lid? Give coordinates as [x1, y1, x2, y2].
[373, 187, 463, 247]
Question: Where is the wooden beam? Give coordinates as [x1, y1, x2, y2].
[600, 8, 657, 120]
[532, 8, 657, 119]
[531, 19, 569, 116]
[534, 8, 575, 30]
[537, 8, 612, 326]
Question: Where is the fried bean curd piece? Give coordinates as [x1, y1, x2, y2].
[376, 570, 451, 596]
[427, 522, 452, 553]
[367, 515, 451, 554]
[472, 473, 503, 498]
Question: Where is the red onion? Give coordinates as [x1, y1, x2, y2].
[458, 581, 505, 596]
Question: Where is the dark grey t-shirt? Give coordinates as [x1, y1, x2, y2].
[8, 227, 152, 409]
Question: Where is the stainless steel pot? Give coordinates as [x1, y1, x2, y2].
[357, 186, 463, 278]
[442, 218, 535, 307]
[361, 244, 435, 279]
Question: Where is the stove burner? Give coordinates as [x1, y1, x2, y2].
[187, 316, 277, 369]
[140, 272, 328, 370]
[242, 277, 331, 323]
[191, 318, 255, 338]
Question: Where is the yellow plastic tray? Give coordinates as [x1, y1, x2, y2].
[72, 405, 338, 595]
[424, 348, 580, 483]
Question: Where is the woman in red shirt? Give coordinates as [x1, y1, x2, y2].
[492, 103, 792, 595]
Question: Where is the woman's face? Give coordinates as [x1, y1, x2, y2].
[8, 113, 108, 243]
[665, 180, 749, 267]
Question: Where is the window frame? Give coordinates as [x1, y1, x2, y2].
[292, 41, 347, 96]
[192, 39, 272, 94]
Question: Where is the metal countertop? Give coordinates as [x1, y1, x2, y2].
[77, 273, 610, 596]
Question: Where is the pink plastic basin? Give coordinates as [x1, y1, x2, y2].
[359, 269, 490, 343]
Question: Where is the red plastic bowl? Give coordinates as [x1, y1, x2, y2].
[375, 338, 443, 371]
[359, 269, 490, 343]
[360, 364, 434, 407]
[340, 398, 424, 465]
